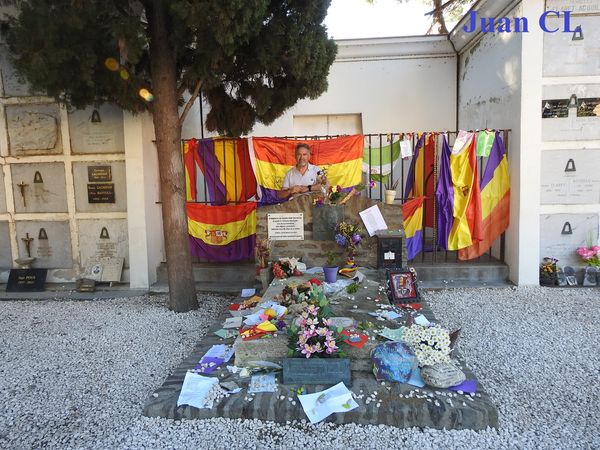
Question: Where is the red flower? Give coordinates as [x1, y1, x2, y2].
[293, 268, 302, 276]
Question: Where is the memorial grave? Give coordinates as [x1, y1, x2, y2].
[144, 270, 498, 430]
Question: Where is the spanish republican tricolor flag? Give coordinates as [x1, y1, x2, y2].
[459, 132, 510, 260]
[402, 196, 425, 261]
[249, 135, 364, 204]
[404, 133, 435, 228]
[447, 132, 483, 251]
[183, 140, 199, 201]
[187, 202, 256, 262]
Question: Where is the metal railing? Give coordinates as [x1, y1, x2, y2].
[184, 130, 510, 264]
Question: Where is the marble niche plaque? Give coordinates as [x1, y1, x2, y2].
[68, 104, 125, 154]
[11, 163, 68, 213]
[15, 221, 73, 269]
[7, 103, 63, 155]
[542, 84, 600, 142]
[73, 161, 127, 212]
[541, 150, 600, 204]
[543, 16, 600, 78]
[0, 168, 7, 213]
[0, 221, 12, 269]
[77, 219, 129, 271]
[539, 214, 599, 266]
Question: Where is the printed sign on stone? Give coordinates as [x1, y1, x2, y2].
[540, 214, 599, 266]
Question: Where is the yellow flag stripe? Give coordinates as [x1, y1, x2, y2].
[481, 158, 510, 219]
[188, 210, 256, 246]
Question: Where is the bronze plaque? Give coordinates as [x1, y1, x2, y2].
[88, 165, 112, 182]
[87, 183, 115, 203]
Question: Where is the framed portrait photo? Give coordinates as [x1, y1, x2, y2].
[387, 269, 419, 303]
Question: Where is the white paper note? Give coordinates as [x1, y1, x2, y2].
[297, 382, 359, 424]
[400, 139, 412, 158]
[359, 205, 388, 237]
[177, 372, 219, 409]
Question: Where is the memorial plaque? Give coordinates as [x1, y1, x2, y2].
[541, 99, 569, 119]
[68, 104, 125, 154]
[267, 213, 304, 241]
[0, 222, 12, 268]
[543, 16, 600, 77]
[540, 214, 598, 266]
[6, 269, 47, 292]
[15, 221, 72, 269]
[542, 85, 600, 141]
[88, 166, 112, 182]
[541, 150, 600, 204]
[11, 163, 68, 213]
[282, 358, 351, 386]
[6, 103, 62, 155]
[87, 183, 115, 203]
[577, 98, 600, 117]
[83, 257, 124, 282]
[78, 219, 129, 269]
[73, 162, 126, 212]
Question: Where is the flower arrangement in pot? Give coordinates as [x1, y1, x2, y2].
[323, 250, 340, 283]
[576, 233, 600, 268]
[335, 220, 364, 277]
[539, 257, 559, 286]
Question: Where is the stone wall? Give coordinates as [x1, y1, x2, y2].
[256, 195, 404, 268]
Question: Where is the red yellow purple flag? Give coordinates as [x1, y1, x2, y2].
[187, 202, 256, 262]
[402, 196, 425, 260]
[447, 132, 483, 250]
[459, 132, 510, 260]
[249, 135, 364, 204]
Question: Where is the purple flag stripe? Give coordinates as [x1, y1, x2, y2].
[198, 139, 227, 205]
[406, 230, 424, 261]
[404, 134, 425, 198]
[480, 133, 506, 190]
[188, 234, 256, 262]
[435, 136, 454, 250]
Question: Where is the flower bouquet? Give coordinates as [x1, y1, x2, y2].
[272, 257, 302, 279]
[287, 284, 343, 358]
[539, 257, 558, 286]
[401, 324, 451, 367]
[576, 246, 600, 268]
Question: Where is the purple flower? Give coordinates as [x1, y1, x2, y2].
[351, 233, 362, 245]
[335, 233, 347, 246]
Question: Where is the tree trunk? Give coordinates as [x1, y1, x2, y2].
[147, 0, 198, 312]
[429, 0, 449, 35]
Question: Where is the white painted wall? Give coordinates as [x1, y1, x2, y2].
[196, 36, 458, 137]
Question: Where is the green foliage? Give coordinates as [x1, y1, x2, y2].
[7, 0, 337, 136]
[346, 282, 358, 294]
[324, 250, 338, 267]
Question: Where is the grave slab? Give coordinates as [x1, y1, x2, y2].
[68, 104, 125, 154]
[11, 163, 68, 213]
[0, 168, 6, 213]
[540, 213, 599, 266]
[15, 221, 72, 269]
[144, 270, 498, 430]
[7, 103, 63, 155]
[78, 219, 129, 268]
[0, 45, 35, 97]
[541, 150, 600, 204]
[73, 162, 127, 212]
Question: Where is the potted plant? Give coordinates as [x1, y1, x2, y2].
[384, 176, 400, 205]
[323, 250, 339, 283]
[576, 234, 600, 286]
[539, 257, 558, 286]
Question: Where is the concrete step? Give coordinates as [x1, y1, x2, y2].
[155, 262, 257, 294]
[411, 262, 509, 284]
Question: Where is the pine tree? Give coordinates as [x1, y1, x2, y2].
[7, 0, 336, 312]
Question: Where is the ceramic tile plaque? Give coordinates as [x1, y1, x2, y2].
[7, 103, 63, 155]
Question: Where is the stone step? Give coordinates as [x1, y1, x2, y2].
[411, 262, 509, 284]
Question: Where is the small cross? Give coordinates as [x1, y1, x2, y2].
[17, 181, 29, 207]
[21, 232, 34, 258]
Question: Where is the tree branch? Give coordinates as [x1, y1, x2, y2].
[178, 79, 202, 127]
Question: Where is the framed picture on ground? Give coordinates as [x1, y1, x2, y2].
[387, 269, 419, 303]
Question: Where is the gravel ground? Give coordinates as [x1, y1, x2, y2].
[0, 287, 598, 450]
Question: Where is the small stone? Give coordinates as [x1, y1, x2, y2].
[152, 393, 159, 398]
[292, 401, 296, 406]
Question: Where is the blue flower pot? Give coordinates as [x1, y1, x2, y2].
[323, 266, 339, 283]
